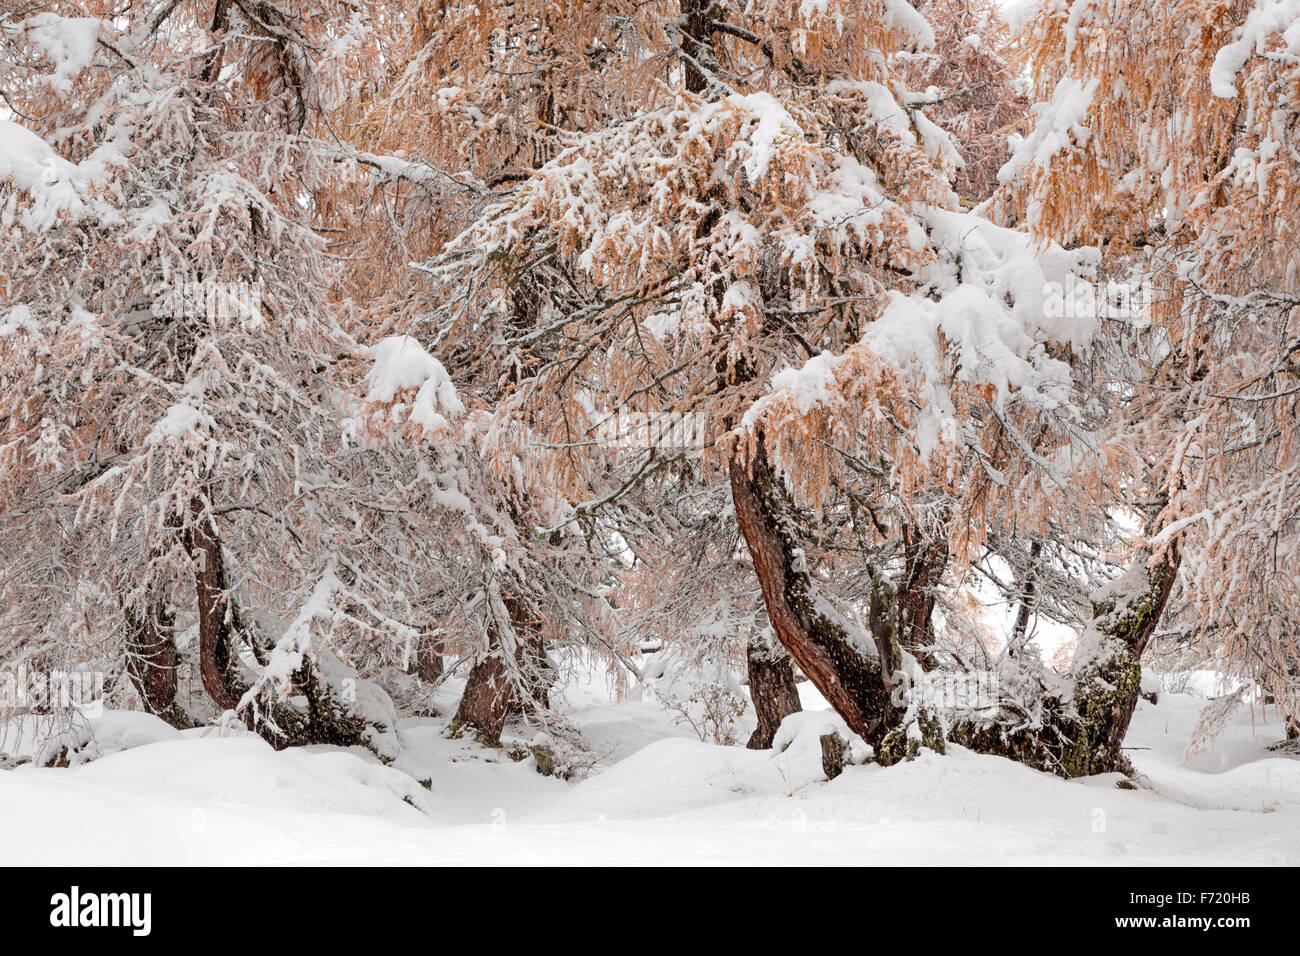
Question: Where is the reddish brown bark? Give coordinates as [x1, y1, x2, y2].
[452, 654, 515, 746]
[896, 521, 949, 671]
[452, 595, 546, 745]
[124, 599, 189, 727]
[729, 437, 902, 747]
[183, 496, 249, 712]
[415, 634, 444, 683]
[746, 636, 802, 749]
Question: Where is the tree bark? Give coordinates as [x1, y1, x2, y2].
[678, 0, 717, 94]
[951, 543, 1180, 777]
[745, 632, 802, 749]
[1063, 544, 1180, 776]
[507, 633, 554, 715]
[896, 521, 949, 671]
[1008, 539, 1043, 654]
[1285, 659, 1299, 741]
[451, 594, 545, 746]
[414, 634, 444, 683]
[729, 435, 941, 759]
[181, 495, 395, 754]
[123, 598, 191, 728]
[452, 653, 515, 746]
[184, 495, 249, 712]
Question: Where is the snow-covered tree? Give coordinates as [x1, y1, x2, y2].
[897, 0, 1030, 203]
[0, 0, 424, 754]
[992, 0, 1300, 744]
[422, 0, 1101, 761]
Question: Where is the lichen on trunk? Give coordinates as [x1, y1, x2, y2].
[1059, 545, 1178, 776]
[950, 544, 1179, 778]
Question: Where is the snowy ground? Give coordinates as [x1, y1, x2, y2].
[1, 670, 1296, 865]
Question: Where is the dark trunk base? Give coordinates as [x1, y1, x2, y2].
[450, 654, 516, 746]
[746, 637, 802, 749]
[124, 600, 191, 729]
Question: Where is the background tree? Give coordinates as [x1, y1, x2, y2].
[990, 0, 1300, 744]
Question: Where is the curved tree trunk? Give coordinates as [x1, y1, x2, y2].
[182, 495, 396, 755]
[745, 631, 802, 749]
[184, 495, 249, 712]
[729, 435, 943, 761]
[679, 0, 718, 94]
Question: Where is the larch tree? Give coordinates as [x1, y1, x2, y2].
[0, 0, 427, 755]
[897, 0, 1030, 204]
[421, 0, 1101, 761]
[3, 0, 1291, 780]
[330, 2, 636, 745]
[990, 0, 1300, 752]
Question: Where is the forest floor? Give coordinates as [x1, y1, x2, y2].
[1, 664, 1297, 865]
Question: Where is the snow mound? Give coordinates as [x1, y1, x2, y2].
[1, 690, 1295, 865]
[1, 710, 183, 766]
[0, 734, 434, 864]
[770, 710, 872, 787]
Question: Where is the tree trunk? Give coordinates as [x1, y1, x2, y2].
[897, 521, 949, 671]
[414, 634, 444, 683]
[1008, 539, 1043, 655]
[452, 653, 516, 746]
[1062, 544, 1179, 776]
[451, 595, 545, 746]
[1285, 659, 1299, 741]
[184, 495, 249, 712]
[678, 0, 717, 94]
[729, 435, 942, 760]
[951, 543, 1180, 777]
[745, 631, 802, 749]
[182, 495, 396, 755]
[123, 599, 191, 729]
[507, 633, 555, 716]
